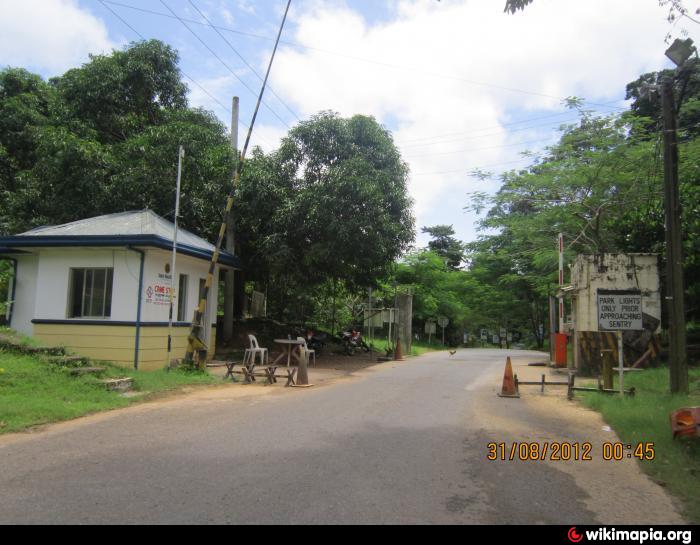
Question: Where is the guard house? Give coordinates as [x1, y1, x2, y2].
[561, 253, 661, 372]
[0, 210, 242, 370]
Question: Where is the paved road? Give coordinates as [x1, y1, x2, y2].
[0, 349, 685, 524]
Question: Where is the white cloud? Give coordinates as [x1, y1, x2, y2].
[268, 0, 685, 244]
[249, 124, 288, 154]
[0, 0, 116, 76]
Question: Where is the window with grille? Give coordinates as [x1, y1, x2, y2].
[68, 268, 114, 318]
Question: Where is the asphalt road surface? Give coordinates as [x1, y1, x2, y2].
[0, 349, 685, 524]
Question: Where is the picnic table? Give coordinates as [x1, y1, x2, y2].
[223, 360, 297, 387]
[272, 338, 304, 367]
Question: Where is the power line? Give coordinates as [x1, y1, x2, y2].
[404, 135, 561, 160]
[397, 110, 577, 144]
[187, 0, 300, 122]
[409, 124, 683, 177]
[395, 108, 623, 146]
[158, 0, 292, 130]
[100, 0, 628, 112]
[411, 158, 530, 176]
[97, 0, 274, 149]
[183, 0, 293, 366]
[399, 115, 584, 151]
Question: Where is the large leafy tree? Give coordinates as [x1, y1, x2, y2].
[421, 225, 465, 270]
[235, 112, 415, 322]
[0, 40, 234, 239]
[462, 61, 700, 351]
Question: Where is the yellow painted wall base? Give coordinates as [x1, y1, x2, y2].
[33, 323, 216, 372]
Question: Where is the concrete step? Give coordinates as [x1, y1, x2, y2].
[68, 367, 107, 376]
[100, 378, 134, 392]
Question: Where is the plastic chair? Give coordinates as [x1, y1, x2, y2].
[244, 335, 268, 366]
[297, 337, 316, 367]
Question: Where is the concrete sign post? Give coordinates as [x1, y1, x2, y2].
[597, 289, 644, 395]
[425, 321, 436, 345]
[438, 316, 449, 345]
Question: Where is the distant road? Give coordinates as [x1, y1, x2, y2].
[0, 349, 684, 524]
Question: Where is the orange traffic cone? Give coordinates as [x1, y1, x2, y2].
[394, 338, 405, 361]
[497, 356, 520, 398]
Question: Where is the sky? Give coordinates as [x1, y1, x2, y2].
[1, 0, 696, 248]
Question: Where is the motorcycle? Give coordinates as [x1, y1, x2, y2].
[340, 328, 370, 356]
[298, 328, 328, 353]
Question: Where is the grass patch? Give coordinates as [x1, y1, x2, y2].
[369, 338, 448, 357]
[0, 326, 42, 348]
[579, 367, 700, 523]
[0, 349, 218, 435]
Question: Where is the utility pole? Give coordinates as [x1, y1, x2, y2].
[223, 97, 239, 345]
[662, 78, 689, 394]
[184, 0, 291, 367]
[167, 146, 185, 366]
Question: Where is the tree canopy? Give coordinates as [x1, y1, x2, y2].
[421, 225, 465, 270]
[0, 41, 417, 333]
[0, 40, 234, 239]
[234, 111, 415, 323]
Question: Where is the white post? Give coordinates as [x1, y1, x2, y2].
[388, 309, 393, 351]
[618, 330, 624, 396]
[368, 287, 373, 352]
[558, 233, 565, 334]
[167, 146, 185, 366]
[224, 97, 239, 343]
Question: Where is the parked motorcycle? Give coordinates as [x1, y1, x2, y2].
[340, 328, 370, 356]
[297, 328, 328, 353]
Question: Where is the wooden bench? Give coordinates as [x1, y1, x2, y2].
[270, 367, 297, 387]
[223, 362, 296, 386]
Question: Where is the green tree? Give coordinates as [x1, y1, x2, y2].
[52, 40, 188, 144]
[504, 0, 534, 13]
[421, 225, 465, 269]
[0, 40, 234, 240]
[234, 112, 415, 323]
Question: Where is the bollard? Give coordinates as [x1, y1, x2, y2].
[602, 351, 614, 390]
[296, 346, 310, 386]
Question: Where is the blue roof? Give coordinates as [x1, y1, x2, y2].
[0, 210, 242, 269]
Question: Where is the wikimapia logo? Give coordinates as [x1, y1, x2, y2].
[567, 527, 693, 544]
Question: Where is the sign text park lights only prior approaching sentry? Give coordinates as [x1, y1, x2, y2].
[597, 289, 644, 395]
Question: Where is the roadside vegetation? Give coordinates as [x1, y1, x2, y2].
[0, 329, 217, 435]
[369, 338, 449, 357]
[579, 367, 700, 523]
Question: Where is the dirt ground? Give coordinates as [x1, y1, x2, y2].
[209, 346, 390, 386]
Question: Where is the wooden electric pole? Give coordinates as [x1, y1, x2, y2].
[662, 78, 689, 394]
[223, 96, 239, 345]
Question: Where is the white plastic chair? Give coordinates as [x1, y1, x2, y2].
[244, 334, 268, 366]
[297, 337, 315, 367]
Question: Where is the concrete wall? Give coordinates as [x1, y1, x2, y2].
[10, 255, 38, 336]
[33, 248, 140, 322]
[33, 323, 216, 371]
[570, 254, 661, 332]
[11, 246, 220, 369]
[140, 248, 219, 341]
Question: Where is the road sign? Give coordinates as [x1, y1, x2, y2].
[500, 327, 507, 338]
[597, 290, 643, 331]
[492, 335, 499, 344]
[480, 329, 487, 341]
[597, 289, 643, 397]
[425, 321, 436, 334]
[437, 316, 449, 328]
